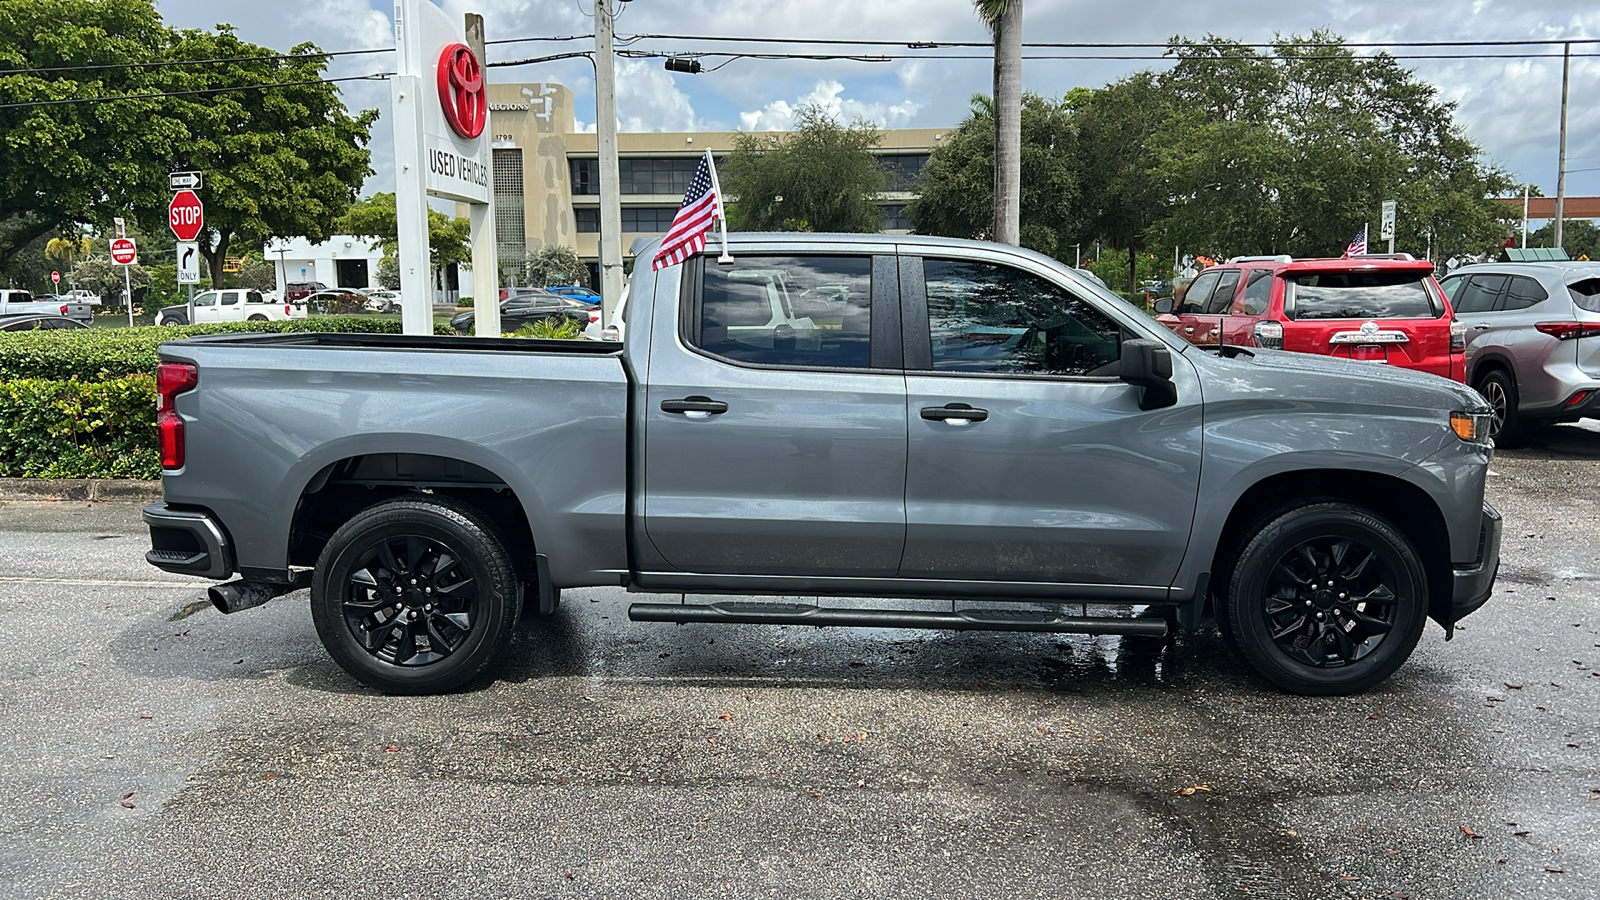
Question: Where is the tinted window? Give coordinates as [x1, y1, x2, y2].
[1204, 270, 1241, 314]
[1452, 274, 1506, 315]
[1242, 270, 1273, 315]
[245, 291, 266, 304]
[1438, 275, 1465, 303]
[1570, 278, 1600, 312]
[1286, 271, 1441, 320]
[220, 291, 241, 306]
[1501, 275, 1548, 311]
[1176, 270, 1221, 314]
[924, 258, 1121, 377]
[697, 256, 871, 368]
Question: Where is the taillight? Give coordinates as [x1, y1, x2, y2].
[156, 362, 198, 470]
[1534, 322, 1600, 340]
[589, 310, 601, 324]
[1565, 390, 1595, 409]
[60, 304, 69, 315]
[1450, 319, 1466, 351]
[1254, 320, 1284, 349]
[284, 304, 291, 315]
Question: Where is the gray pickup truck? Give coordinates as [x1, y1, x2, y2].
[143, 234, 1502, 696]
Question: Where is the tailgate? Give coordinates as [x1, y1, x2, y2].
[1288, 317, 1456, 377]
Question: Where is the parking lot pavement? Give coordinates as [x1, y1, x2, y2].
[1, 425, 1597, 899]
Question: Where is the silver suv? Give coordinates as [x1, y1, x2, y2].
[1438, 262, 1600, 443]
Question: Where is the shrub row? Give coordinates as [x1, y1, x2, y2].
[0, 316, 454, 381]
[0, 375, 159, 478]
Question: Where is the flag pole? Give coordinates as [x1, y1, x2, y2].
[703, 148, 734, 264]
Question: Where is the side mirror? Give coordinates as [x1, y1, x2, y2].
[1120, 338, 1177, 410]
[1151, 297, 1174, 315]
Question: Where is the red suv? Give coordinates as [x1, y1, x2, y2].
[1154, 255, 1465, 381]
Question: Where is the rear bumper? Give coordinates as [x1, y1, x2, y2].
[142, 502, 234, 579]
[1448, 502, 1502, 627]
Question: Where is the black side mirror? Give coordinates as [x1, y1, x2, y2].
[1151, 297, 1174, 315]
[1120, 338, 1177, 410]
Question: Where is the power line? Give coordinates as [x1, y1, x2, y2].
[617, 49, 1600, 64]
[620, 33, 1600, 50]
[0, 73, 393, 111]
[0, 47, 391, 77]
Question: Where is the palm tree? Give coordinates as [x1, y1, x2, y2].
[974, 0, 1022, 246]
[44, 235, 90, 271]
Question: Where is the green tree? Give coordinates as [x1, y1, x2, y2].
[160, 27, 376, 286]
[1527, 218, 1600, 260]
[909, 93, 1079, 258]
[72, 254, 150, 306]
[1070, 74, 1174, 293]
[0, 0, 180, 267]
[45, 236, 92, 271]
[724, 105, 886, 232]
[973, 0, 1024, 246]
[232, 251, 276, 291]
[522, 245, 588, 287]
[376, 255, 401, 290]
[338, 193, 471, 269]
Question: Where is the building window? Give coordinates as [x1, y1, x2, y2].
[571, 158, 599, 195]
[879, 154, 928, 191]
[493, 149, 525, 261]
[881, 204, 910, 231]
[620, 158, 706, 195]
[622, 206, 680, 232]
[574, 208, 600, 232]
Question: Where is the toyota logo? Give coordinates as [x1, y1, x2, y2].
[436, 43, 485, 139]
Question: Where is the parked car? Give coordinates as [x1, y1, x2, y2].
[283, 281, 329, 302]
[361, 290, 402, 313]
[583, 281, 628, 342]
[302, 290, 368, 315]
[545, 285, 601, 304]
[1153, 254, 1464, 381]
[0, 312, 89, 331]
[1436, 261, 1600, 443]
[155, 289, 308, 326]
[451, 293, 593, 334]
[144, 233, 1499, 698]
[63, 289, 100, 306]
[0, 289, 92, 323]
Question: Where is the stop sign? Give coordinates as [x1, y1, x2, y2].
[168, 190, 204, 241]
[51, 271, 60, 284]
[110, 238, 137, 265]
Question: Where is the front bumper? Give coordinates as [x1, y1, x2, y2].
[143, 502, 234, 579]
[1447, 502, 1502, 630]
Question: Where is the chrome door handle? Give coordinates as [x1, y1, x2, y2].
[1472, 322, 1491, 329]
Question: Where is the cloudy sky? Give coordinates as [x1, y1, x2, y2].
[153, 0, 1600, 208]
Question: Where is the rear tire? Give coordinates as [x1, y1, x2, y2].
[248, 314, 268, 322]
[311, 496, 521, 694]
[1225, 502, 1427, 695]
[1476, 369, 1523, 446]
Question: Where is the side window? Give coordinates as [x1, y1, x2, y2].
[245, 291, 266, 304]
[1176, 270, 1221, 314]
[1500, 275, 1548, 311]
[1204, 270, 1242, 315]
[924, 258, 1122, 377]
[1242, 270, 1273, 315]
[1438, 275, 1465, 303]
[193, 291, 218, 308]
[1452, 275, 1506, 315]
[220, 291, 241, 306]
[1570, 278, 1600, 313]
[696, 255, 871, 369]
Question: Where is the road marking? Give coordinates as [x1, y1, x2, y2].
[0, 576, 200, 589]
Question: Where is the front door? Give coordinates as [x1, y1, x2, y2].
[642, 253, 908, 576]
[900, 254, 1203, 588]
[1165, 268, 1225, 347]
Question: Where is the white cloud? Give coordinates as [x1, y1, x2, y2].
[614, 60, 702, 131]
[739, 80, 921, 131]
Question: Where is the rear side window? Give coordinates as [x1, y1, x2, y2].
[696, 255, 872, 368]
[1500, 276, 1548, 311]
[1285, 270, 1442, 320]
[1452, 275, 1506, 314]
[1242, 270, 1273, 315]
[1570, 278, 1600, 312]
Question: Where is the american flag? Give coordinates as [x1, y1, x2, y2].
[652, 151, 722, 270]
[1343, 225, 1368, 258]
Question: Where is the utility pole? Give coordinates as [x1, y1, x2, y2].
[594, 0, 624, 326]
[1554, 41, 1570, 250]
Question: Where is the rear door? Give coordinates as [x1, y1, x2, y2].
[641, 253, 908, 576]
[898, 253, 1202, 589]
[1222, 268, 1275, 345]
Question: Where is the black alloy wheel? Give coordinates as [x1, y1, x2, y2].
[311, 496, 520, 693]
[1225, 502, 1426, 695]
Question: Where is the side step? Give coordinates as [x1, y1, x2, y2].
[628, 601, 1168, 637]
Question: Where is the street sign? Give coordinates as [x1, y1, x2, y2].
[110, 237, 137, 265]
[169, 170, 203, 191]
[113, 216, 126, 238]
[51, 271, 60, 285]
[1380, 200, 1397, 240]
[168, 190, 204, 241]
[176, 242, 200, 284]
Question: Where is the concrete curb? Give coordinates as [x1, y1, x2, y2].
[0, 478, 162, 502]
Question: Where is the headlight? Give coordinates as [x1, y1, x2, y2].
[1450, 411, 1493, 444]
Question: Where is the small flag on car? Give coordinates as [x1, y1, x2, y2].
[1343, 225, 1368, 258]
[653, 149, 733, 270]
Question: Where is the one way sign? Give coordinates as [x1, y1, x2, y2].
[169, 171, 203, 191]
[176, 242, 200, 284]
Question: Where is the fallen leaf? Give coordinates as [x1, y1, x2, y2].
[563, 871, 574, 879]
[263, 773, 275, 780]
[384, 745, 400, 753]
[1339, 875, 1360, 881]
[706, 737, 716, 745]
[1505, 683, 1523, 690]
[138, 714, 153, 720]
[718, 713, 733, 721]
[1461, 826, 1484, 839]
[1170, 784, 1215, 797]
[121, 791, 134, 800]
[1365, 712, 1381, 720]
[1514, 830, 1531, 837]
[119, 801, 134, 809]
[1545, 866, 1564, 874]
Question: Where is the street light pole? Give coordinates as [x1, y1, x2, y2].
[594, 0, 624, 326]
[1554, 41, 1570, 250]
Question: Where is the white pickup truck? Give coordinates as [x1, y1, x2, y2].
[0, 289, 93, 323]
[155, 289, 307, 326]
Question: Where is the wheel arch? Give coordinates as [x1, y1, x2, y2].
[1467, 351, 1515, 388]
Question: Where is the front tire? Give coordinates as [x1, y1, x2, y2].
[1225, 502, 1427, 695]
[159, 315, 185, 326]
[311, 496, 521, 694]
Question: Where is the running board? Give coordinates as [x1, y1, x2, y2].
[627, 601, 1168, 637]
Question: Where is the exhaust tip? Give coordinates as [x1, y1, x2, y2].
[208, 580, 276, 614]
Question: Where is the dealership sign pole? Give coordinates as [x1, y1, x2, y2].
[391, 0, 497, 336]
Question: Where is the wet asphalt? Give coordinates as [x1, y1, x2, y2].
[0, 424, 1597, 899]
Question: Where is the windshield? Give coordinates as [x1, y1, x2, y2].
[1286, 271, 1441, 320]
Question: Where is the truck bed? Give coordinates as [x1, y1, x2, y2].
[164, 330, 623, 355]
